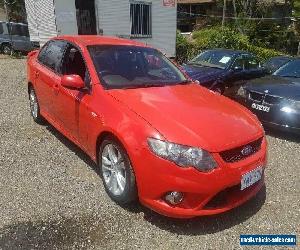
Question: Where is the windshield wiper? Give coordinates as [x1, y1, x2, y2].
[187, 61, 204, 66]
[279, 75, 300, 78]
[176, 80, 192, 85]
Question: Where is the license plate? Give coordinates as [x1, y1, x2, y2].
[251, 103, 270, 112]
[241, 166, 263, 191]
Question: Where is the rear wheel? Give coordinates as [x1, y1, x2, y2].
[99, 137, 137, 205]
[2, 44, 12, 55]
[28, 86, 44, 124]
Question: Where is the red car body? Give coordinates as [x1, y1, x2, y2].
[27, 36, 267, 218]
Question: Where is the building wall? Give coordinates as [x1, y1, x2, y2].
[54, 0, 78, 36]
[26, 0, 57, 45]
[97, 0, 177, 57]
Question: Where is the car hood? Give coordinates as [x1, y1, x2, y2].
[108, 84, 263, 152]
[182, 64, 226, 82]
[246, 76, 300, 101]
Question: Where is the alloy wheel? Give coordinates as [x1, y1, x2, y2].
[29, 89, 38, 119]
[102, 143, 127, 196]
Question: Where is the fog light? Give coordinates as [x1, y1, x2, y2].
[165, 191, 184, 205]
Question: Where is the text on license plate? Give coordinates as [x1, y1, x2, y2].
[251, 103, 270, 112]
[241, 166, 263, 191]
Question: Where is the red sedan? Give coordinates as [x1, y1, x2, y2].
[27, 36, 267, 218]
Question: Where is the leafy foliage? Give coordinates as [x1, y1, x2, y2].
[176, 26, 283, 64]
[0, 0, 26, 23]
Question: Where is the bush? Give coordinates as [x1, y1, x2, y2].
[176, 26, 284, 64]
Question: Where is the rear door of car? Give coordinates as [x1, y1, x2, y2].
[10, 23, 32, 52]
[34, 40, 68, 118]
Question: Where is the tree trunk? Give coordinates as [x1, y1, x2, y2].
[222, 0, 227, 28]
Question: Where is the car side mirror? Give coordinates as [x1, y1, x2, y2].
[61, 75, 85, 89]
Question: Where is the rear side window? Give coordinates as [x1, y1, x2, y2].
[38, 40, 67, 74]
[0, 23, 4, 34]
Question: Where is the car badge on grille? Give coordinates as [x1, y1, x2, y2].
[241, 145, 253, 156]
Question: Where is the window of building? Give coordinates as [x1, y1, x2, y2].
[130, 2, 152, 38]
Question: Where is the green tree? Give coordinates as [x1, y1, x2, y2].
[0, 0, 26, 23]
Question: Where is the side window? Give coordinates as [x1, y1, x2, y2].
[37, 42, 50, 65]
[62, 45, 90, 86]
[0, 23, 3, 35]
[232, 56, 245, 70]
[38, 40, 67, 74]
[11, 24, 22, 36]
[245, 56, 259, 69]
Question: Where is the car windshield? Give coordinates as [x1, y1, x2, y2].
[274, 59, 300, 78]
[263, 57, 292, 74]
[188, 50, 235, 69]
[88, 45, 187, 89]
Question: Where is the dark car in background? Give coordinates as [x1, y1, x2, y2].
[236, 59, 300, 135]
[182, 49, 266, 95]
[0, 22, 39, 54]
[263, 56, 293, 74]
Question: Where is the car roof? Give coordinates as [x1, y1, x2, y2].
[54, 35, 150, 48]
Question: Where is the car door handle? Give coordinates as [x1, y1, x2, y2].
[53, 84, 59, 91]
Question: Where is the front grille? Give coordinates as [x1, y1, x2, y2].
[249, 91, 264, 102]
[264, 95, 283, 105]
[204, 182, 260, 209]
[249, 91, 283, 105]
[220, 138, 263, 163]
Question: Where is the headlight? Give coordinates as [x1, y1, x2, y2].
[290, 100, 300, 110]
[281, 100, 300, 113]
[147, 138, 217, 172]
[237, 86, 247, 98]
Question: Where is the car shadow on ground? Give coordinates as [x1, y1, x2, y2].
[45, 124, 100, 175]
[44, 123, 266, 236]
[265, 127, 300, 143]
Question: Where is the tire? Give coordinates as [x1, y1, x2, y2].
[99, 136, 137, 205]
[2, 44, 12, 55]
[28, 86, 44, 124]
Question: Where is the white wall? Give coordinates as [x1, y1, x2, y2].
[24, 0, 39, 42]
[97, 0, 176, 57]
[54, 0, 78, 36]
[25, 0, 57, 45]
[97, 0, 130, 37]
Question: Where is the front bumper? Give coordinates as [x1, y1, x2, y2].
[130, 137, 267, 218]
[237, 97, 300, 135]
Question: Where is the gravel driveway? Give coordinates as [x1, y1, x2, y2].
[0, 58, 299, 249]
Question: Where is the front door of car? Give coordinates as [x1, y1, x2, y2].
[34, 40, 67, 118]
[52, 44, 92, 149]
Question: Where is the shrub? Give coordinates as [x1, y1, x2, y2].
[176, 26, 284, 64]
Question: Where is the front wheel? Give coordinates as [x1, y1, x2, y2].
[99, 137, 137, 205]
[28, 87, 44, 124]
[2, 44, 12, 55]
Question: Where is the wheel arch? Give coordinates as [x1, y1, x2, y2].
[28, 81, 33, 92]
[96, 131, 124, 165]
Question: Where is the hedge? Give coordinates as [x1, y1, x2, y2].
[176, 27, 283, 64]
